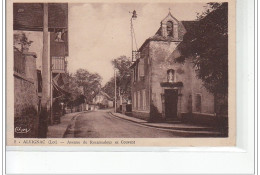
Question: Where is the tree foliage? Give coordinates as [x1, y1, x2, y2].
[102, 77, 115, 99]
[102, 56, 132, 100]
[64, 72, 82, 101]
[176, 2, 228, 95]
[64, 69, 102, 106]
[74, 69, 102, 102]
[13, 31, 33, 51]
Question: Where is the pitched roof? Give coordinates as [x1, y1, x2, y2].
[95, 91, 113, 101]
[138, 20, 197, 52]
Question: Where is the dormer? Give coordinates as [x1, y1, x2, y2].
[161, 12, 180, 40]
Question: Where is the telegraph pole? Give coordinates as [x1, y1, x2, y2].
[39, 3, 50, 137]
[114, 69, 117, 112]
[130, 10, 137, 62]
[42, 3, 49, 107]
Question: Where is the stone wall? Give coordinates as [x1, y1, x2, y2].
[132, 40, 215, 122]
[189, 62, 215, 114]
[149, 41, 180, 119]
[14, 52, 39, 138]
[149, 40, 215, 120]
[132, 111, 150, 121]
[14, 76, 38, 118]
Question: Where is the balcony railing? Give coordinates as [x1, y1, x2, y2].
[52, 56, 66, 73]
[14, 49, 26, 75]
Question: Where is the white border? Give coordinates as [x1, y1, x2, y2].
[1, 0, 6, 174]
[5, 0, 257, 174]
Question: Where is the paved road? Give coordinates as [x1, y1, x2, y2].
[64, 110, 180, 138]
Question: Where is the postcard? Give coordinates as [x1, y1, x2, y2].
[6, 0, 236, 146]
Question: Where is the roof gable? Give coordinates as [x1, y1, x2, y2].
[161, 12, 179, 24]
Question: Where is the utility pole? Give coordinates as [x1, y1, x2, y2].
[130, 10, 137, 62]
[119, 87, 122, 106]
[39, 3, 50, 137]
[42, 3, 50, 110]
[114, 69, 117, 113]
[50, 63, 53, 125]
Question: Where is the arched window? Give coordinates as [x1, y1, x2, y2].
[167, 69, 175, 83]
[166, 21, 173, 37]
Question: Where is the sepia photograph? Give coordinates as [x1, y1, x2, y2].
[8, 1, 235, 146]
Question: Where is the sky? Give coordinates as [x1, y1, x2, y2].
[25, 2, 208, 86]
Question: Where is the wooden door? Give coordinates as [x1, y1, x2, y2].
[164, 89, 178, 119]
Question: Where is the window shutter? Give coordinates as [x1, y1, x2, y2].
[139, 59, 145, 77]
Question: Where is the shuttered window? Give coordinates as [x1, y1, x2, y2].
[139, 59, 144, 77]
[133, 92, 136, 109]
[137, 91, 141, 109]
[142, 89, 146, 110]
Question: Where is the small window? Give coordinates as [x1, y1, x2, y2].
[166, 21, 173, 37]
[54, 29, 66, 42]
[195, 94, 202, 112]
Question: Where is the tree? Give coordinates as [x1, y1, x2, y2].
[103, 56, 132, 101]
[74, 69, 102, 102]
[64, 72, 82, 101]
[13, 31, 33, 52]
[102, 77, 116, 99]
[176, 2, 228, 96]
[63, 69, 102, 109]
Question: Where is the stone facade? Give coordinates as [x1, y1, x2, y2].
[131, 12, 216, 124]
[14, 50, 39, 138]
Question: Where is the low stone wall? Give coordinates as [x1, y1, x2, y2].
[132, 110, 150, 121]
[181, 112, 228, 130]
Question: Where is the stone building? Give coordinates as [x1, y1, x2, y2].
[93, 91, 114, 109]
[130, 12, 216, 124]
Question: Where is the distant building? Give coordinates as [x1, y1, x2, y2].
[93, 91, 113, 109]
[130, 12, 217, 124]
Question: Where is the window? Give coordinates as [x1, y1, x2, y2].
[137, 91, 141, 110]
[166, 21, 173, 37]
[54, 29, 66, 42]
[133, 92, 136, 109]
[138, 59, 145, 78]
[135, 64, 138, 81]
[195, 94, 202, 112]
[133, 64, 138, 82]
[142, 89, 146, 110]
[132, 70, 135, 82]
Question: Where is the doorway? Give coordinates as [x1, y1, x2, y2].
[164, 89, 178, 119]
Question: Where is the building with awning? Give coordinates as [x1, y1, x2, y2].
[13, 3, 69, 130]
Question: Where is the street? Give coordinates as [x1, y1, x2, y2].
[64, 110, 180, 138]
